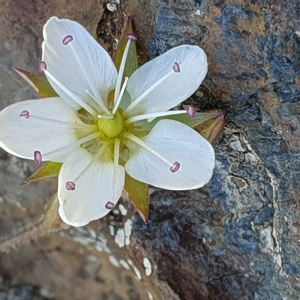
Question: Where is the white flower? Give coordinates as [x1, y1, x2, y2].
[0, 17, 215, 226]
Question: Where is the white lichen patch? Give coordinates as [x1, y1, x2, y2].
[133, 266, 142, 280]
[106, 3, 117, 12]
[87, 228, 97, 239]
[114, 218, 133, 247]
[143, 258, 152, 276]
[147, 291, 154, 300]
[88, 255, 98, 263]
[109, 255, 120, 267]
[119, 204, 128, 216]
[115, 228, 125, 247]
[119, 259, 130, 270]
[112, 208, 120, 215]
[124, 219, 133, 246]
[109, 224, 115, 236]
[95, 239, 111, 254]
[260, 226, 282, 270]
[61, 228, 111, 253]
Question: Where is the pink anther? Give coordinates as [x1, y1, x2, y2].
[62, 35, 73, 45]
[173, 62, 180, 73]
[187, 105, 196, 118]
[170, 161, 180, 173]
[126, 33, 137, 42]
[39, 61, 47, 73]
[20, 110, 30, 119]
[66, 181, 76, 191]
[105, 201, 115, 210]
[34, 151, 42, 164]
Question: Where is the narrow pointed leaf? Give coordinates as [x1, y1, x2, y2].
[124, 173, 149, 223]
[114, 16, 138, 77]
[194, 111, 226, 145]
[14, 68, 58, 98]
[22, 162, 62, 185]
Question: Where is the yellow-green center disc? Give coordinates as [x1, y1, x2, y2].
[98, 111, 124, 138]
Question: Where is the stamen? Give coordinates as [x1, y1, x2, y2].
[123, 132, 179, 172]
[20, 110, 30, 119]
[39, 61, 47, 73]
[41, 132, 100, 159]
[112, 77, 129, 115]
[114, 38, 132, 105]
[114, 139, 120, 165]
[124, 68, 176, 115]
[125, 110, 187, 125]
[62, 35, 73, 45]
[173, 62, 180, 73]
[29, 114, 97, 130]
[86, 90, 111, 115]
[66, 181, 76, 191]
[126, 33, 137, 42]
[105, 201, 115, 209]
[170, 161, 180, 173]
[44, 70, 97, 118]
[34, 151, 42, 164]
[97, 115, 114, 120]
[187, 105, 196, 118]
[73, 143, 108, 183]
[65, 38, 104, 111]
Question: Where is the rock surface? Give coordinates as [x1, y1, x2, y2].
[1, 0, 300, 299]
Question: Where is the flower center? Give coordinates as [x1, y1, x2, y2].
[97, 111, 124, 138]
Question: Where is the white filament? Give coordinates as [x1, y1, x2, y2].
[124, 70, 174, 114]
[112, 77, 129, 115]
[123, 132, 174, 168]
[125, 109, 187, 125]
[114, 39, 132, 105]
[45, 70, 97, 118]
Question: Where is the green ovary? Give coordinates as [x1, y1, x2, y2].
[98, 111, 124, 138]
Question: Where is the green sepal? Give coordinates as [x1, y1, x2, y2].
[43, 194, 66, 230]
[124, 173, 149, 223]
[22, 162, 62, 185]
[14, 67, 58, 98]
[193, 111, 226, 145]
[135, 110, 226, 145]
[114, 18, 149, 223]
[114, 16, 138, 77]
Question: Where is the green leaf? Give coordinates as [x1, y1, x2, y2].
[124, 173, 149, 223]
[22, 162, 62, 185]
[14, 67, 58, 98]
[114, 16, 138, 77]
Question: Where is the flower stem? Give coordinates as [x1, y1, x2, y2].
[0, 218, 65, 253]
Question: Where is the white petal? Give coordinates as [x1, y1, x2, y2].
[125, 120, 215, 190]
[58, 149, 125, 226]
[42, 17, 117, 110]
[125, 45, 207, 116]
[0, 98, 86, 162]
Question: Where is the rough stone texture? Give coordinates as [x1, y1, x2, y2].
[0, 1, 151, 300]
[1, 0, 300, 300]
[133, 0, 300, 299]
